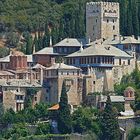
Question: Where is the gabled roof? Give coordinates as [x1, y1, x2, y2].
[66, 44, 132, 58]
[96, 36, 140, 45]
[32, 63, 46, 69]
[54, 38, 89, 47]
[34, 47, 58, 55]
[45, 63, 80, 70]
[48, 104, 59, 111]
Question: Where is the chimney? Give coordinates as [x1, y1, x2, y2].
[132, 35, 135, 39]
[49, 36, 52, 47]
[119, 35, 122, 43]
[88, 37, 91, 44]
[40, 68, 43, 85]
[66, 38, 69, 43]
[87, 65, 91, 75]
[79, 42, 83, 52]
[30, 68, 33, 84]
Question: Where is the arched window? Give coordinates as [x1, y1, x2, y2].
[114, 10, 116, 13]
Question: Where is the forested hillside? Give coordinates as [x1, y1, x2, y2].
[0, 0, 139, 53]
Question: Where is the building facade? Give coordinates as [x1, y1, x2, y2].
[43, 62, 82, 107]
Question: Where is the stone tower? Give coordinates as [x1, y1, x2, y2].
[86, 2, 120, 41]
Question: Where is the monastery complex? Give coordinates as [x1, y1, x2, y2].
[0, 1, 140, 113]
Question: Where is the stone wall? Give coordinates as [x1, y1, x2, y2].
[3, 91, 16, 111]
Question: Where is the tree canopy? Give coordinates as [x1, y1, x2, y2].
[0, 0, 139, 38]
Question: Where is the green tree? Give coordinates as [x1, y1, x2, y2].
[3, 123, 29, 139]
[25, 32, 33, 55]
[2, 108, 15, 125]
[98, 96, 121, 140]
[35, 123, 51, 135]
[57, 80, 72, 134]
[72, 107, 100, 135]
[128, 128, 140, 140]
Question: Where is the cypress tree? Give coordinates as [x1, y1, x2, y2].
[43, 23, 50, 47]
[126, 0, 133, 35]
[57, 80, 72, 134]
[132, 0, 139, 38]
[25, 33, 33, 55]
[34, 33, 39, 52]
[98, 96, 121, 140]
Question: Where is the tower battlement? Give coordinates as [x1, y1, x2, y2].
[87, 2, 119, 6]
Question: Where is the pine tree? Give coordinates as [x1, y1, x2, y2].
[98, 96, 121, 140]
[57, 80, 72, 134]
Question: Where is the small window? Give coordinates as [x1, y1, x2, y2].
[107, 19, 109, 23]
[35, 97, 37, 101]
[20, 96, 23, 100]
[93, 81, 95, 84]
[73, 72, 75, 75]
[61, 72, 63, 75]
[119, 59, 121, 65]
[113, 25, 115, 30]
[67, 72, 69, 75]
[113, 19, 115, 23]
[128, 60, 130, 65]
[96, 19, 98, 23]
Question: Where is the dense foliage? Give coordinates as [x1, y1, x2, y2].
[72, 107, 100, 135]
[98, 96, 121, 140]
[0, 0, 140, 38]
[0, 0, 139, 55]
[128, 128, 140, 140]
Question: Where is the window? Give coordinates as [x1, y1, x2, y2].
[119, 59, 121, 65]
[67, 72, 69, 75]
[113, 19, 115, 23]
[96, 19, 98, 23]
[107, 19, 109, 23]
[94, 57, 96, 63]
[61, 71, 63, 75]
[93, 81, 95, 84]
[113, 25, 115, 30]
[73, 72, 75, 75]
[97, 57, 100, 63]
[128, 60, 130, 65]
[35, 97, 37, 101]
